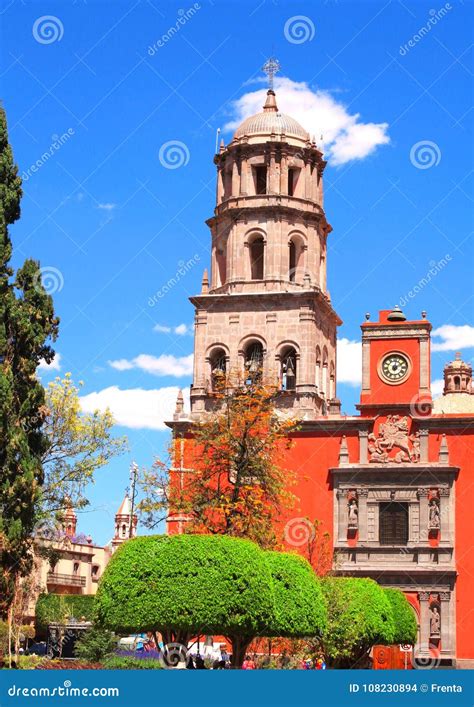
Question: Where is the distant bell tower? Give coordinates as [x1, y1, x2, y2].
[111, 493, 137, 552]
[189, 60, 342, 420]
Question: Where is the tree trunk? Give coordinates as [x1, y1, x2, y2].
[229, 635, 253, 669]
[7, 604, 13, 668]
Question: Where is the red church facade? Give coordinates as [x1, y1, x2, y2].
[168, 79, 474, 668]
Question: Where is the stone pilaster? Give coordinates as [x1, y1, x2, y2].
[438, 487, 451, 544]
[361, 341, 370, 393]
[359, 430, 368, 464]
[357, 488, 368, 542]
[417, 488, 429, 543]
[419, 428, 429, 463]
[439, 591, 452, 655]
[418, 591, 431, 653]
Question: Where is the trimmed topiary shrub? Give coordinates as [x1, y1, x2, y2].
[383, 588, 417, 645]
[265, 551, 326, 638]
[35, 594, 95, 633]
[321, 577, 395, 668]
[95, 534, 275, 668]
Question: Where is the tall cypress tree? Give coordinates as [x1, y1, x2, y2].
[0, 106, 59, 617]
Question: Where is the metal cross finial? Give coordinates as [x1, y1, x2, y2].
[262, 57, 280, 90]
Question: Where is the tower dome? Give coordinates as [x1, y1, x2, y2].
[232, 90, 311, 146]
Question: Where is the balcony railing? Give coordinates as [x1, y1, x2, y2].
[46, 572, 86, 587]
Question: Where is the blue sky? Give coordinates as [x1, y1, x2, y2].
[1, 0, 473, 545]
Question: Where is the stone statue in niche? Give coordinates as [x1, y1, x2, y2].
[368, 415, 418, 464]
[348, 498, 358, 529]
[429, 498, 441, 529]
[430, 606, 441, 637]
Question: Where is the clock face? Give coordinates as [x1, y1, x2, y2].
[380, 353, 410, 383]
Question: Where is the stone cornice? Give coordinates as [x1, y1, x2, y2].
[330, 464, 459, 476]
[361, 323, 432, 338]
[417, 416, 474, 430]
[207, 195, 327, 227]
[189, 290, 342, 325]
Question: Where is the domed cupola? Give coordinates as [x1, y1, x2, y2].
[233, 89, 311, 146]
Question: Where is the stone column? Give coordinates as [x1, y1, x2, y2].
[231, 157, 240, 196]
[439, 488, 451, 545]
[359, 430, 368, 464]
[361, 340, 370, 393]
[240, 153, 249, 195]
[269, 149, 278, 193]
[417, 488, 429, 543]
[216, 166, 224, 203]
[439, 591, 451, 655]
[304, 160, 311, 199]
[279, 153, 288, 194]
[311, 163, 318, 202]
[418, 591, 431, 654]
[357, 488, 368, 542]
[419, 428, 429, 463]
[419, 336, 430, 393]
[336, 489, 346, 543]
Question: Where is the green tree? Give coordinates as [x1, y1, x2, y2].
[265, 551, 326, 639]
[139, 378, 297, 549]
[383, 588, 417, 645]
[95, 534, 275, 668]
[39, 374, 127, 522]
[74, 626, 116, 663]
[0, 106, 59, 619]
[321, 577, 395, 668]
[35, 594, 96, 634]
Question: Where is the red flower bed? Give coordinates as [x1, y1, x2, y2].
[35, 660, 104, 670]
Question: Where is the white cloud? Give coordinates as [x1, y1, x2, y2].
[38, 353, 61, 372]
[431, 325, 474, 352]
[431, 378, 444, 398]
[97, 202, 117, 211]
[225, 77, 390, 166]
[336, 338, 362, 386]
[108, 353, 193, 378]
[153, 323, 192, 336]
[80, 386, 189, 430]
[174, 323, 191, 336]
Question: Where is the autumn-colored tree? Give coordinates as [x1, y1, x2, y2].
[139, 376, 298, 549]
[301, 518, 333, 577]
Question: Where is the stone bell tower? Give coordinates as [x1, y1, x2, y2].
[189, 60, 342, 420]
